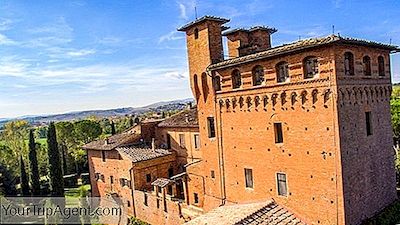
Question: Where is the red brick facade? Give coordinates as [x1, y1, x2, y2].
[86, 15, 398, 225]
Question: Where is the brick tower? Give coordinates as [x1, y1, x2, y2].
[179, 15, 398, 225]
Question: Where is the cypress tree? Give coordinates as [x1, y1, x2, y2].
[111, 121, 116, 135]
[20, 156, 30, 196]
[47, 122, 64, 197]
[28, 129, 41, 196]
[129, 117, 134, 127]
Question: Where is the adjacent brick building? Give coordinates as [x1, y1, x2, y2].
[85, 15, 399, 225]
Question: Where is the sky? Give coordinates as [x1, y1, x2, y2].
[0, 0, 399, 118]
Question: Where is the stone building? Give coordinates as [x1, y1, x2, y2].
[85, 15, 399, 225]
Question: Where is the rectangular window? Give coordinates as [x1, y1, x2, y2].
[194, 134, 200, 149]
[194, 193, 199, 204]
[146, 174, 151, 183]
[144, 193, 148, 206]
[244, 168, 253, 188]
[179, 134, 185, 147]
[366, 111, 372, 136]
[101, 150, 106, 162]
[110, 176, 114, 184]
[211, 170, 215, 178]
[277, 173, 288, 196]
[168, 168, 174, 178]
[207, 117, 216, 138]
[274, 123, 283, 143]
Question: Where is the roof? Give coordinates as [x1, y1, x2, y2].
[82, 128, 141, 151]
[223, 26, 277, 36]
[208, 34, 400, 70]
[157, 108, 198, 128]
[151, 178, 175, 188]
[177, 15, 230, 31]
[116, 147, 173, 163]
[185, 201, 306, 225]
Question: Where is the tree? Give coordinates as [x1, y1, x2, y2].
[28, 129, 40, 196]
[111, 121, 116, 135]
[0, 162, 16, 196]
[20, 156, 30, 196]
[74, 120, 102, 144]
[56, 121, 76, 174]
[47, 122, 64, 197]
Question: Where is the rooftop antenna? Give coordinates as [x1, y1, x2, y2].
[390, 38, 392, 45]
[298, 35, 301, 41]
[332, 25, 335, 35]
[195, 6, 198, 19]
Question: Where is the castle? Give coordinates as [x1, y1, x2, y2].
[84, 16, 399, 225]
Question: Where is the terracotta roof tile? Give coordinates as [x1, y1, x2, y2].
[151, 178, 175, 187]
[178, 15, 230, 31]
[208, 35, 399, 70]
[158, 108, 198, 128]
[82, 128, 141, 151]
[116, 147, 173, 163]
[185, 201, 306, 225]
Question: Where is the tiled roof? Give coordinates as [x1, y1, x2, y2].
[223, 26, 277, 36]
[157, 108, 198, 128]
[116, 147, 173, 163]
[208, 34, 399, 70]
[151, 178, 175, 188]
[178, 15, 230, 31]
[185, 201, 306, 225]
[82, 128, 141, 151]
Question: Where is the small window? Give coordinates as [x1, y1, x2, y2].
[304, 56, 319, 79]
[167, 185, 173, 195]
[232, 69, 242, 89]
[207, 117, 216, 138]
[213, 75, 221, 91]
[194, 28, 199, 39]
[244, 168, 253, 188]
[144, 193, 148, 206]
[194, 134, 200, 149]
[101, 150, 106, 162]
[252, 65, 264, 86]
[168, 168, 174, 178]
[344, 52, 355, 76]
[277, 173, 288, 196]
[110, 176, 114, 184]
[146, 174, 151, 183]
[276, 61, 289, 83]
[366, 111, 372, 136]
[211, 170, 215, 178]
[363, 56, 371, 76]
[274, 123, 283, 144]
[194, 193, 199, 204]
[95, 173, 101, 181]
[127, 200, 131, 207]
[179, 134, 185, 147]
[378, 56, 385, 76]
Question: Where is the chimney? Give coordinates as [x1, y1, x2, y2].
[104, 138, 110, 145]
[151, 138, 155, 150]
[187, 102, 193, 110]
[185, 114, 190, 123]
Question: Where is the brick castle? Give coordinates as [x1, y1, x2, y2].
[84, 16, 399, 225]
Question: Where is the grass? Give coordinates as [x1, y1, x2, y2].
[65, 184, 91, 207]
[0, 138, 47, 147]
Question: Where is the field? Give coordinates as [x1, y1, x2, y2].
[0, 138, 47, 146]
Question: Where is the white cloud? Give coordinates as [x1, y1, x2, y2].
[179, 3, 187, 19]
[0, 33, 17, 45]
[159, 31, 184, 43]
[0, 18, 13, 31]
[165, 71, 188, 79]
[67, 49, 96, 57]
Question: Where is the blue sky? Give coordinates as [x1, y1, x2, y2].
[0, 0, 399, 118]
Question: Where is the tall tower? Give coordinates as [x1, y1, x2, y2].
[178, 16, 229, 210]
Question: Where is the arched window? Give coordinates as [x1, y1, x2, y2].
[363, 56, 371, 76]
[276, 61, 289, 83]
[194, 28, 199, 39]
[378, 56, 385, 76]
[213, 75, 221, 91]
[252, 65, 264, 86]
[344, 52, 354, 76]
[232, 69, 241, 89]
[304, 56, 319, 79]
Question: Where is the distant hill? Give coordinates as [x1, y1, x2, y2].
[0, 98, 194, 128]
